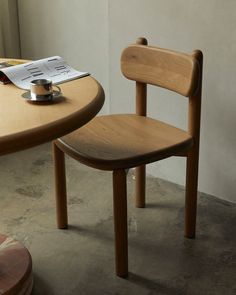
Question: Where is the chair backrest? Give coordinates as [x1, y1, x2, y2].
[120, 38, 203, 143]
[121, 40, 200, 97]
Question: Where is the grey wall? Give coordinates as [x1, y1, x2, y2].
[0, 0, 21, 57]
[18, 0, 109, 113]
[108, 0, 236, 203]
[17, 0, 236, 203]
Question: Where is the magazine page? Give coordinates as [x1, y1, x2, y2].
[0, 56, 89, 90]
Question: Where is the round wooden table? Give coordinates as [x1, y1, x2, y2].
[0, 76, 104, 294]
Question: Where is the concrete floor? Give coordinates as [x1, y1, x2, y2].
[0, 143, 235, 295]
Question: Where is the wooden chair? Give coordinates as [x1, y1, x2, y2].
[52, 37, 203, 278]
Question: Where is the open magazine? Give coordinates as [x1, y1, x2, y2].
[0, 56, 89, 90]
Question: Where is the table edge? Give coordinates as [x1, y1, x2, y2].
[0, 77, 105, 156]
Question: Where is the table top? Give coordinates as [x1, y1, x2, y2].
[0, 76, 105, 155]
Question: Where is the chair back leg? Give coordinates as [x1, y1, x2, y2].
[113, 169, 128, 277]
[185, 147, 199, 238]
[185, 49, 202, 239]
[135, 165, 146, 208]
[53, 142, 68, 229]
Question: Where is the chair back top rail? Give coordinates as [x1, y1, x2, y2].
[121, 44, 199, 97]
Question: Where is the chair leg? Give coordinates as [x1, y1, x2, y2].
[113, 169, 128, 278]
[52, 142, 68, 229]
[185, 148, 199, 238]
[135, 165, 146, 208]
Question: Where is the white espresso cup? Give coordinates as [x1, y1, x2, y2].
[30, 79, 61, 101]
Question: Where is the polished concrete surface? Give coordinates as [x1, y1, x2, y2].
[0, 143, 235, 295]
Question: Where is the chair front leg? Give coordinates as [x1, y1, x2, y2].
[135, 165, 146, 208]
[113, 169, 128, 278]
[52, 141, 68, 229]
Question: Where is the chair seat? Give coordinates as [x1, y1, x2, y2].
[56, 114, 193, 170]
